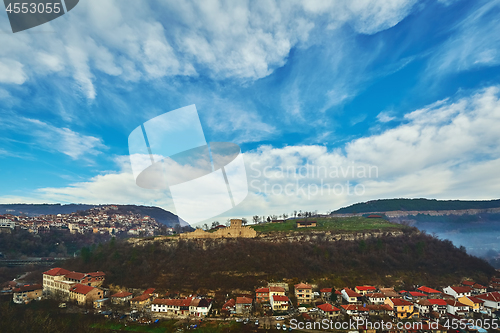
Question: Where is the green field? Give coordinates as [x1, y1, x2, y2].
[250, 216, 406, 233]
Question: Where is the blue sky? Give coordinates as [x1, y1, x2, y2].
[1, 0, 500, 225]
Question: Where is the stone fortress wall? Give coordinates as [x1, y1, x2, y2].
[179, 219, 257, 239]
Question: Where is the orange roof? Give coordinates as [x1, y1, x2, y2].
[356, 286, 376, 291]
[271, 295, 289, 302]
[408, 291, 427, 297]
[317, 303, 340, 312]
[43, 267, 71, 276]
[143, 288, 155, 295]
[69, 284, 96, 295]
[343, 288, 362, 297]
[320, 288, 332, 293]
[269, 286, 285, 292]
[341, 304, 369, 311]
[462, 280, 475, 286]
[295, 283, 312, 289]
[130, 294, 151, 302]
[13, 284, 42, 293]
[222, 299, 235, 309]
[428, 299, 447, 305]
[390, 298, 413, 306]
[87, 271, 105, 277]
[65, 272, 86, 280]
[417, 286, 441, 294]
[255, 287, 269, 293]
[236, 296, 253, 304]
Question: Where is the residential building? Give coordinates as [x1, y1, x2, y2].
[427, 299, 447, 315]
[317, 303, 341, 319]
[320, 288, 332, 301]
[269, 286, 286, 297]
[111, 291, 133, 304]
[341, 304, 369, 318]
[255, 287, 269, 303]
[222, 299, 236, 315]
[189, 298, 213, 317]
[417, 286, 442, 298]
[342, 288, 362, 303]
[296, 221, 317, 228]
[236, 296, 253, 314]
[151, 298, 192, 316]
[12, 284, 42, 304]
[295, 283, 313, 304]
[68, 284, 104, 305]
[445, 299, 469, 316]
[379, 287, 400, 298]
[406, 291, 427, 301]
[42, 267, 105, 300]
[385, 298, 418, 319]
[458, 295, 485, 313]
[443, 286, 472, 299]
[270, 295, 289, 312]
[355, 286, 376, 295]
[476, 292, 500, 311]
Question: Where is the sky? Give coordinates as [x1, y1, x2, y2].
[1, 0, 500, 227]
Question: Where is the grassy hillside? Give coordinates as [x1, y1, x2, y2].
[251, 216, 404, 233]
[333, 198, 500, 214]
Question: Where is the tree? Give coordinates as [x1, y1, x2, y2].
[252, 215, 260, 224]
[241, 218, 248, 226]
[211, 221, 219, 229]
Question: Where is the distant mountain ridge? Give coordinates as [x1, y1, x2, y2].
[0, 203, 190, 228]
[333, 198, 500, 214]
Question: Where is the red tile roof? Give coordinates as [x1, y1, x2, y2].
[445, 299, 468, 307]
[341, 304, 369, 311]
[390, 298, 413, 306]
[473, 283, 486, 289]
[317, 303, 340, 312]
[417, 286, 441, 294]
[462, 281, 475, 286]
[255, 287, 269, 293]
[367, 293, 385, 299]
[130, 294, 151, 302]
[269, 286, 285, 293]
[408, 291, 427, 297]
[449, 286, 472, 294]
[43, 267, 71, 276]
[294, 283, 312, 289]
[65, 272, 86, 280]
[320, 288, 332, 293]
[466, 296, 484, 304]
[428, 299, 447, 306]
[69, 284, 96, 295]
[399, 290, 407, 294]
[143, 288, 155, 295]
[111, 291, 133, 298]
[222, 299, 235, 310]
[477, 291, 500, 302]
[343, 288, 362, 297]
[236, 296, 253, 304]
[272, 295, 289, 302]
[356, 286, 376, 291]
[87, 271, 105, 277]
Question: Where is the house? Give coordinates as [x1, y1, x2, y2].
[366, 304, 392, 316]
[406, 291, 427, 300]
[320, 288, 332, 301]
[68, 284, 104, 305]
[189, 298, 213, 317]
[222, 299, 236, 314]
[317, 303, 341, 319]
[355, 286, 376, 295]
[340, 304, 369, 318]
[269, 286, 286, 297]
[295, 283, 313, 304]
[151, 298, 192, 316]
[42, 267, 105, 300]
[130, 294, 152, 309]
[296, 221, 317, 228]
[111, 291, 133, 304]
[12, 284, 42, 304]
[417, 286, 442, 298]
[255, 287, 269, 303]
[427, 299, 447, 315]
[236, 296, 253, 314]
[270, 295, 289, 312]
[476, 292, 500, 311]
[415, 299, 435, 316]
[458, 295, 485, 313]
[367, 292, 386, 304]
[385, 298, 418, 319]
[379, 287, 400, 298]
[341, 288, 362, 303]
[443, 286, 472, 299]
[445, 299, 469, 316]
[471, 283, 487, 295]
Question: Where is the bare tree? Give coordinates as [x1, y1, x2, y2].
[252, 215, 260, 224]
[241, 217, 248, 226]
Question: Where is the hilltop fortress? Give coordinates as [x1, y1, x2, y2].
[179, 219, 257, 239]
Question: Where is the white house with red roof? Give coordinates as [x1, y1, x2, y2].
[445, 299, 470, 316]
[427, 298, 448, 315]
[367, 292, 386, 304]
[341, 288, 362, 303]
[443, 286, 472, 299]
[417, 286, 442, 298]
[111, 291, 133, 304]
[476, 292, 500, 311]
[270, 294, 290, 312]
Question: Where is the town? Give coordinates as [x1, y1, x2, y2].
[4, 261, 500, 331]
[0, 205, 171, 237]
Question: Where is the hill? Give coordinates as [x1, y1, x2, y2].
[333, 198, 500, 214]
[0, 203, 189, 228]
[63, 229, 494, 295]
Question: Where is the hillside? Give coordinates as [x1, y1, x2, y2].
[333, 198, 500, 214]
[63, 229, 494, 295]
[0, 203, 189, 228]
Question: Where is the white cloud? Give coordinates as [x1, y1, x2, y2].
[376, 111, 396, 123]
[0, 0, 417, 99]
